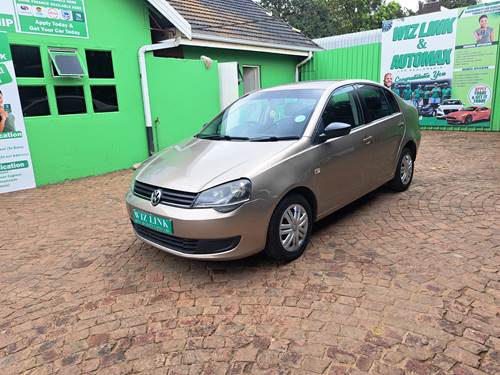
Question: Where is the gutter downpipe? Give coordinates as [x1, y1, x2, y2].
[295, 51, 313, 82]
[139, 38, 180, 156]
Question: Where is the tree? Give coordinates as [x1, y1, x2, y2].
[426, 0, 479, 9]
[259, 0, 336, 38]
[325, 0, 412, 35]
[259, 0, 413, 38]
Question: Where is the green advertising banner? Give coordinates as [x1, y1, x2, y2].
[381, 2, 500, 128]
[14, 0, 88, 38]
[0, 32, 36, 193]
[0, 0, 88, 38]
[451, 3, 500, 128]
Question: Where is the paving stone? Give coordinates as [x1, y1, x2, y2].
[1, 132, 499, 374]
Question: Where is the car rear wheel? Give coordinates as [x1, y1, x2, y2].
[389, 147, 414, 192]
[465, 115, 473, 124]
[264, 194, 312, 262]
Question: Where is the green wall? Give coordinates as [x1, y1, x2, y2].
[7, 2, 304, 186]
[183, 47, 301, 96]
[302, 42, 500, 131]
[8, 0, 151, 186]
[146, 57, 221, 150]
[145, 47, 302, 151]
[301, 43, 381, 82]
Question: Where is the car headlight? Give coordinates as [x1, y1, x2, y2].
[193, 179, 252, 212]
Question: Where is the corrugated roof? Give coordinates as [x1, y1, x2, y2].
[166, 0, 320, 50]
[314, 29, 382, 50]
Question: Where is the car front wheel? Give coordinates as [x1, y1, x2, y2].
[389, 147, 414, 192]
[264, 194, 312, 262]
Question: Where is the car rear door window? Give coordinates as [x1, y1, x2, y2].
[356, 85, 393, 123]
[383, 89, 400, 114]
[321, 86, 360, 128]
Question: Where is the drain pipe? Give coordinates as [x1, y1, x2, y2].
[295, 51, 313, 82]
[139, 38, 180, 156]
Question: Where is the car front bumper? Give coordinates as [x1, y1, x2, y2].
[446, 119, 465, 125]
[125, 190, 273, 260]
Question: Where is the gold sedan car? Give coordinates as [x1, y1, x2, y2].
[126, 80, 421, 261]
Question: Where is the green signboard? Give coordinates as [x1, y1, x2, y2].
[13, 0, 88, 38]
[381, 2, 500, 129]
[0, 13, 16, 33]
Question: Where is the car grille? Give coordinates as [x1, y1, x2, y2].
[133, 181, 198, 208]
[443, 109, 458, 114]
[133, 223, 240, 254]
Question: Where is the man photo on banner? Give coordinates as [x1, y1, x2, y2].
[474, 15, 495, 44]
[423, 86, 431, 106]
[0, 90, 15, 133]
[402, 85, 412, 105]
[429, 83, 442, 108]
[383, 72, 393, 89]
[441, 83, 452, 100]
[413, 85, 424, 108]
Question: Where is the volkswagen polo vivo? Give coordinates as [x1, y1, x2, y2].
[126, 80, 421, 261]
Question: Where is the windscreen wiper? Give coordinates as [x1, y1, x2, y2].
[250, 136, 301, 142]
[197, 135, 250, 141]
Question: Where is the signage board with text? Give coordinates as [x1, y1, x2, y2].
[381, 2, 500, 128]
[0, 0, 88, 38]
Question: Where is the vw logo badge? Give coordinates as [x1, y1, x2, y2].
[151, 190, 162, 206]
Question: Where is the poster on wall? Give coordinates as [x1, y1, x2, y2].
[0, 32, 36, 194]
[0, 0, 88, 38]
[381, 2, 499, 128]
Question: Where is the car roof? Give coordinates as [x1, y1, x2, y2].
[260, 79, 385, 93]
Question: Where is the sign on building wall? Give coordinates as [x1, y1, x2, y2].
[381, 2, 500, 128]
[0, 32, 36, 193]
[0, 0, 88, 38]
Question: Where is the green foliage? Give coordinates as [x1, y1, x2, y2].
[259, 0, 336, 38]
[259, 0, 414, 38]
[426, 0, 479, 9]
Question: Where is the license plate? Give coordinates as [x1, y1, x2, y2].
[132, 209, 173, 235]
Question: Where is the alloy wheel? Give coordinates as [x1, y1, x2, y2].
[400, 153, 413, 186]
[279, 204, 309, 252]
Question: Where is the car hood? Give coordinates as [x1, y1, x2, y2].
[446, 111, 469, 118]
[136, 137, 298, 192]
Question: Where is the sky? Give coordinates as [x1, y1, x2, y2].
[395, 0, 497, 12]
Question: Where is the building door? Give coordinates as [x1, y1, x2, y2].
[242, 65, 261, 94]
[148, 58, 221, 151]
[218, 62, 239, 110]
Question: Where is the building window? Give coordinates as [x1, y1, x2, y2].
[18, 86, 50, 117]
[10, 45, 44, 78]
[242, 66, 261, 94]
[49, 49, 86, 78]
[86, 50, 115, 79]
[90, 85, 118, 113]
[55, 86, 86, 115]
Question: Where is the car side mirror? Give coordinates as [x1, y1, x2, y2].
[320, 122, 351, 141]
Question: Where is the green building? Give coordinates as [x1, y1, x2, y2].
[1, 0, 319, 187]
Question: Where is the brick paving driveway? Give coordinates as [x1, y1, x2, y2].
[1, 132, 499, 375]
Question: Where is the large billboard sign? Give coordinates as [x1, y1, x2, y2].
[0, 33, 36, 193]
[0, 0, 88, 38]
[381, 2, 500, 128]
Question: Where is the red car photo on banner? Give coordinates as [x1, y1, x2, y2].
[445, 106, 491, 125]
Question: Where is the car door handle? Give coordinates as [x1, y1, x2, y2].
[398, 122, 405, 128]
[363, 136, 373, 144]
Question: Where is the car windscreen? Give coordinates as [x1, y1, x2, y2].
[444, 100, 461, 105]
[197, 89, 323, 141]
[463, 107, 477, 111]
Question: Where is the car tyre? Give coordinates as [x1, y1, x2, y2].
[465, 115, 473, 124]
[264, 194, 312, 262]
[389, 147, 414, 192]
